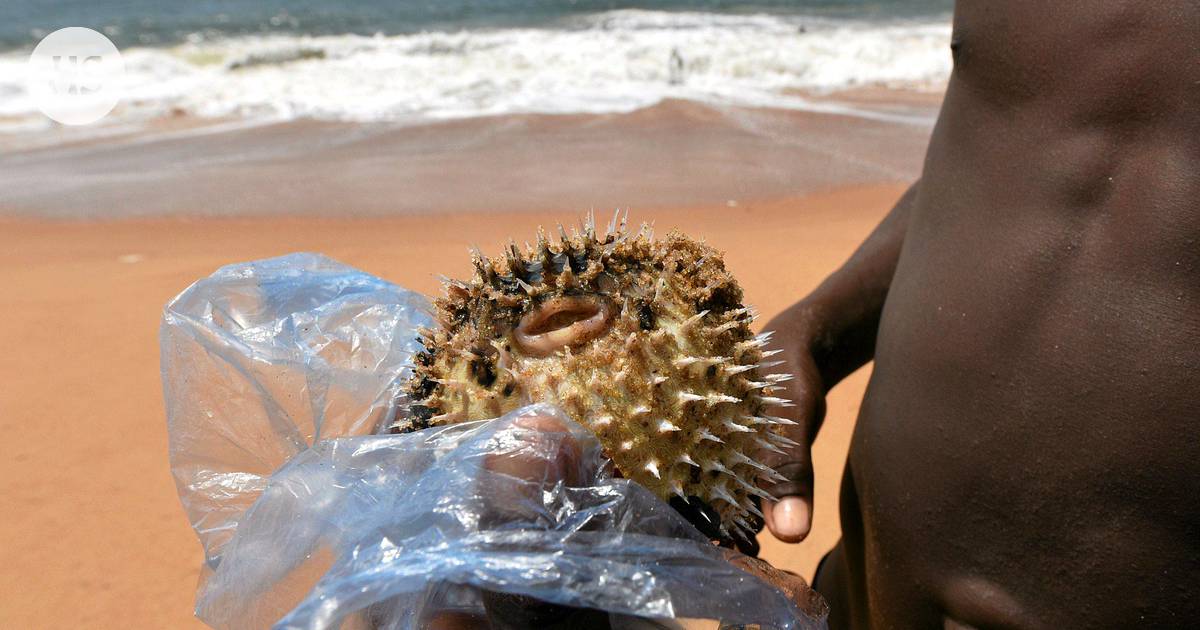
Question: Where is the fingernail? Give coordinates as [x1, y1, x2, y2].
[774, 497, 811, 538]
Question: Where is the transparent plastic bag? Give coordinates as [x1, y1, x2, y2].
[162, 254, 827, 630]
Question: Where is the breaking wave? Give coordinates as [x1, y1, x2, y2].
[0, 10, 951, 130]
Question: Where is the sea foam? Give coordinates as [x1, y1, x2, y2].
[0, 10, 951, 131]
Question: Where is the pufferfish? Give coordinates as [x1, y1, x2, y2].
[394, 212, 798, 539]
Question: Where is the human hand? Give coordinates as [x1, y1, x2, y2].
[757, 307, 828, 543]
[718, 549, 829, 622]
[447, 411, 613, 629]
[431, 410, 824, 628]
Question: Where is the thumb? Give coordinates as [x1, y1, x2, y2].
[762, 461, 814, 543]
[478, 410, 584, 527]
[757, 339, 824, 543]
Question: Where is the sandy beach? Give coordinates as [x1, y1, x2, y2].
[0, 97, 933, 218]
[0, 98, 929, 627]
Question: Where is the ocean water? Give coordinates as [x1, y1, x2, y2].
[0, 1, 953, 130]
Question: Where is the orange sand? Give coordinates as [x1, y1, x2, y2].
[0, 183, 903, 627]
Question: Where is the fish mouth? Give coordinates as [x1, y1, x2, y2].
[514, 295, 614, 357]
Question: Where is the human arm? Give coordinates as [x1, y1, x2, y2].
[760, 181, 920, 542]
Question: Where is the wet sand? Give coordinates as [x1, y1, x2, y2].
[0, 99, 930, 219]
[0, 99, 928, 627]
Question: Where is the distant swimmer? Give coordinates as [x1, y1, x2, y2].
[668, 48, 684, 85]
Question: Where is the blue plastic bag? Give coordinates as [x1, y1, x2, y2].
[162, 254, 826, 629]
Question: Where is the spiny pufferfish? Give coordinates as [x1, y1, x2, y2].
[394, 212, 797, 539]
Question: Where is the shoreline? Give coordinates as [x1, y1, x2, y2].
[0, 97, 934, 220]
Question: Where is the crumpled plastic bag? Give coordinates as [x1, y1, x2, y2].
[162, 253, 827, 629]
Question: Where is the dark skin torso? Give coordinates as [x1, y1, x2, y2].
[818, 2, 1200, 628]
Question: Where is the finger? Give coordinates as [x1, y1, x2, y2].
[757, 423, 816, 542]
[763, 493, 813, 543]
[483, 413, 580, 483]
[755, 345, 822, 543]
[479, 412, 583, 524]
[719, 550, 827, 619]
[477, 414, 611, 628]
